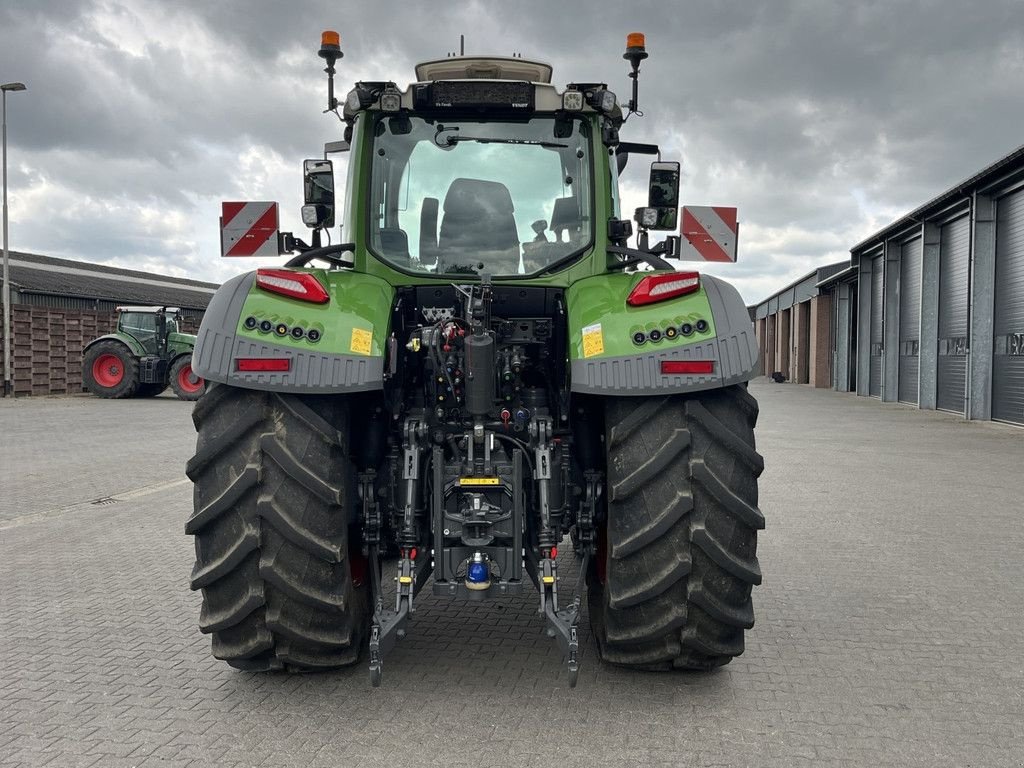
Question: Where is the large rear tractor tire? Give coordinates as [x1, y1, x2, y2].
[589, 385, 764, 670]
[170, 356, 205, 401]
[185, 384, 369, 671]
[82, 341, 140, 399]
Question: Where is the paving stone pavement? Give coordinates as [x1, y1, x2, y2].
[1, 380, 1022, 767]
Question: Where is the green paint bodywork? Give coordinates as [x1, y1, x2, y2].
[565, 274, 716, 360]
[84, 329, 195, 361]
[166, 332, 197, 359]
[236, 270, 394, 357]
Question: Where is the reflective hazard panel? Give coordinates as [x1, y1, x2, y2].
[678, 206, 739, 262]
[220, 201, 281, 257]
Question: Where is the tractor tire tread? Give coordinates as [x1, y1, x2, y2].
[591, 384, 763, 670]
[188, 384, 367, 671]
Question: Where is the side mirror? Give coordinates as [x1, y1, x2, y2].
[645, 160, 680, 231]
[302, 158, 335, 229]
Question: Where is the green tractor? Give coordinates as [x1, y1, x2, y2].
[186, 32, 763, 687]
[83, 306, 205, 400]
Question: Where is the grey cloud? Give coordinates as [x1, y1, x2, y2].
[1, 0, 1022, 302]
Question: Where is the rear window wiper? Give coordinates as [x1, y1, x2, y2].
[533, 250, 587, 276]
[443, 136, 569, 149]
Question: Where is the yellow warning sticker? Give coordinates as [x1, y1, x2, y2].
[350, 327, 372, 355]
[459, 477, 501, 486]
[581, 323, 605, 358]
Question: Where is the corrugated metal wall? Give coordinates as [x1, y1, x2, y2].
[869, 257, 884, 397]
[898, 238, 922, 404]
[936, 217, 970, 413]
[992, 188, 1024, 425]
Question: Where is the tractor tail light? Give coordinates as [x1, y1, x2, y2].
[661, 360, 714, 375]
[626, 272, 700, 306]
[255, 269, 330, 304]
[236, 358, 291, 372]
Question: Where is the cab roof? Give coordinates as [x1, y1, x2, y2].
[116, 305, 180, 314]
[414, 57, 552, 84]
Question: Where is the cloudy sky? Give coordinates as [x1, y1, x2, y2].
[1, 0, 1022, 303]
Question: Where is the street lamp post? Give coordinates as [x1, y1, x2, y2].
[2, 81, 27, 397]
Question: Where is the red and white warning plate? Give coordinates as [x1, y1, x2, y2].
[220, 201, 280, 257]
[679, 206, 738, 262]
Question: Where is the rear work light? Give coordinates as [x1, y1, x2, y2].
[660, 360, 714, 375]
[627, 272, 700, 306]
[236, 358, 291, 372]
[255, 269, 330, 304]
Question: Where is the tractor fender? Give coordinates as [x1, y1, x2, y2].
[166, 331, 197, 357]
[191, 270, 393, 393]
[83, 333, 144, 358]
[566, 272, 758, 395]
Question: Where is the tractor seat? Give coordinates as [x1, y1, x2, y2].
[549, 197, 584, 243]
[438, 178, 520, 271]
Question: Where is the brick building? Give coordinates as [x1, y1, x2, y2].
[752, 262, 847, 387]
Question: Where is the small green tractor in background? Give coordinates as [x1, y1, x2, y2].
[186, 31, 763, 687]
[82, 306, 205, 400]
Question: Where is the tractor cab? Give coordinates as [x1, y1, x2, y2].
[115, 306, 180, 356]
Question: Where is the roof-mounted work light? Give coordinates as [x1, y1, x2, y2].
[380, 85, 402, 112]
[588, 88, 617, 114]
[561, 90, 584, 111]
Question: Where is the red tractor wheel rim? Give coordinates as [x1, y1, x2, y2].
[177, 364, 203, 393]
[92, 354, 124, 387]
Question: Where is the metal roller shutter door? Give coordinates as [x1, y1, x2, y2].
[869, 256, 883, 397]
[936, 217, 969, 413]
[993, 189, 1024, 425]
[898, 238, 922, 404]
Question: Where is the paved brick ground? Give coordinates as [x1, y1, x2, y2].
[1, 380, 1022, 767]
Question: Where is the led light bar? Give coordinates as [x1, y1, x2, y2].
[255, 268, 330, 304]
[626, 272, 701, 306]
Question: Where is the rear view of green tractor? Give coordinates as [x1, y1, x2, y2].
[186, 31, 763, 686]
[83, 306, 205, 400]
